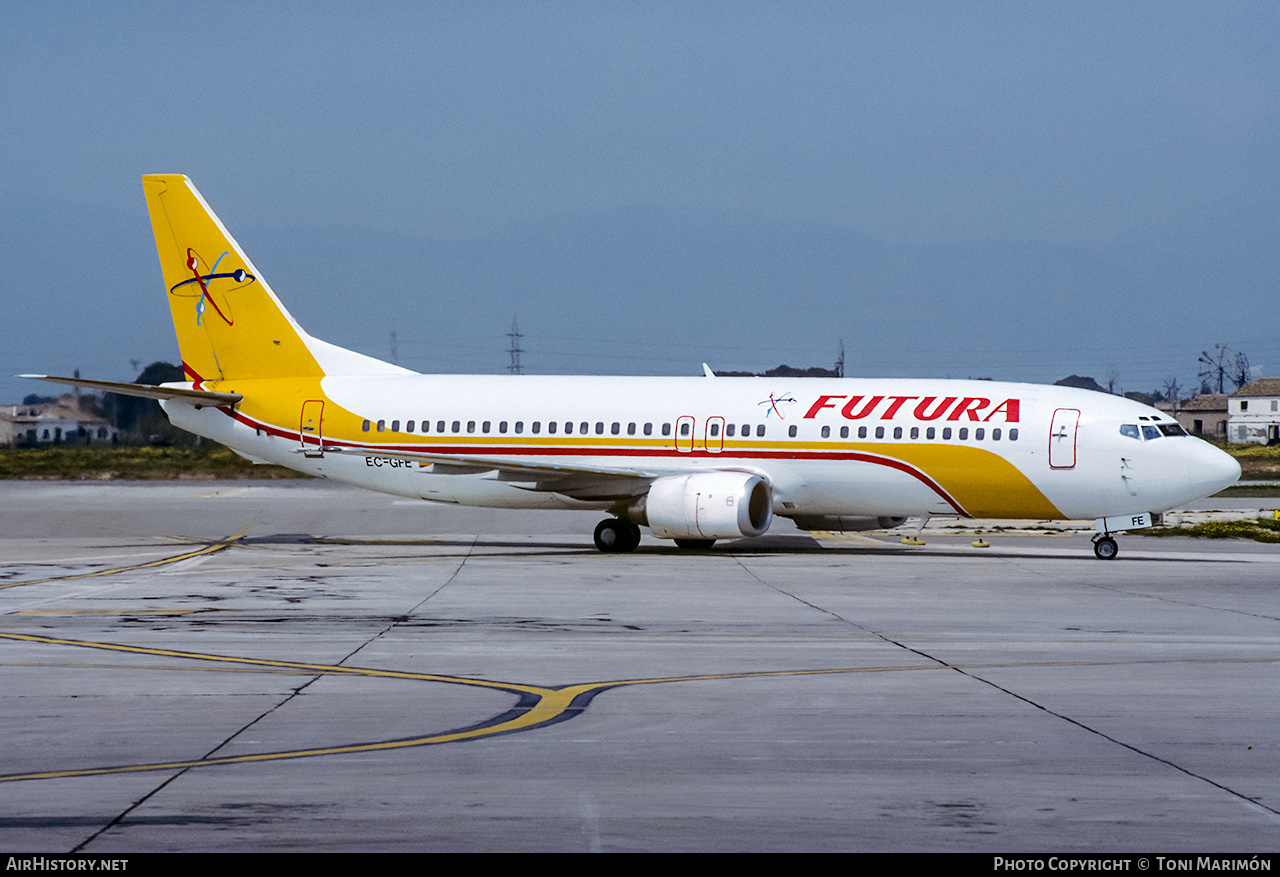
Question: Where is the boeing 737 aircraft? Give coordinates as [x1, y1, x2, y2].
[25, 176, 1240, 559]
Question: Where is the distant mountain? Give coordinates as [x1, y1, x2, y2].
[1054, 375, 1109, 393]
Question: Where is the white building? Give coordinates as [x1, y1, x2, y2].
[1227, 378, 1280, 444]
[1157, 393, 1229, 438]
[0, 399, 117, 445]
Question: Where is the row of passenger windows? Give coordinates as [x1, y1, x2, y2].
[361, 419, 685, 436]
[359, 418, 1018, 443]
[802, 424, 1018, 442]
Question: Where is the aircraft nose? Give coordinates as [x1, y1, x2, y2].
[1187, 441, 1241, 499]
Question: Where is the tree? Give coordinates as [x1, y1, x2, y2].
[107, 361, 195, 444]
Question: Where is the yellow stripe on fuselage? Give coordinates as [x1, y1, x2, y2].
[224, 377, 1063, 520]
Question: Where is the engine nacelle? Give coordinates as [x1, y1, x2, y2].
[634, 472, 773, 541]
[790, 515, 908, 532]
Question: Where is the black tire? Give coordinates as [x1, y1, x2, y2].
[620, 519, 642, 552]
[1093, 537, 1118, 560]
[673, 538, 716, 550]
[594, 519, 625, 553]
[594, 518, 642, 553]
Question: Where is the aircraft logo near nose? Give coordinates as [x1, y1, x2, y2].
[168, 248, 256, 326]
[758, 392, 797, 419]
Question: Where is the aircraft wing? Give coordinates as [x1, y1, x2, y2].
[20, 375, 243, 408]
[315, 446, 660, 501]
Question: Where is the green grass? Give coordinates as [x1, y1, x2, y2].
[1213, 484, 1280, 497]
[0, 444, 309, 480]
[1220, 441, 1280, 482]
[1143, 517, 1280, 543]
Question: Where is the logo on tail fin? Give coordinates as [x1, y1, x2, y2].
[169, 248, 256, 326]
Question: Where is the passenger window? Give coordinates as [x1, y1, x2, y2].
[391, 420, 400, 432]
[627, 422, 636, 435]
[514, 422, 523, 434]
[958, 428, 968, 440]
[437, 421, 446, 433]
[893, 427, 902, 439]
[727, 424, 736, 437]
[992, 428, 1001, 440]
[547, 421, 556, 434]
[926, 427, 935, 439]
[644, 423, 653, 436]
[596, 422, 605, 435]
[406, 421, 415, 433]
[531, 422, 540, 434]
[710, 423, 720, 437]
[909, 427, 918, 440]
[467, 421, 476, 433]
[499, 421, 508, 434]
[362, 420, 370, 432]
[680, 422, 690, 437]
[858, 426, 867, 439]
[820, 425, 830, 438]
[1009, 428, 1019, 441]
[788, 425, 798, 438]
[663, 423, 672, 436]
[611, 422, 620, 435]
[875, 426, 884, 439]
[580, 422, 588, 434]
[942, 427, 952, 440]
[564, 422, 573, 434]
[975, 428, 984, 441]
[840, 426, 849, 438]
[756, 424, 765, 437]
[377, 420, 386, 432]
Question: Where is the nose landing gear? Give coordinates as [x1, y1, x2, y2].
[1092, 534, 1119, 560]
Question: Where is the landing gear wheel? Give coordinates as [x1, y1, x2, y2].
[594, 518, 641, 553]
[619, 519, 642, 552]
[674, 538, 716, 550]
[1093, 536, 1118, 560]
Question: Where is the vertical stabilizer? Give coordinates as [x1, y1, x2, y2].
[142, 175, 323, 383]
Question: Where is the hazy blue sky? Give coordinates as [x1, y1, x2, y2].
[2, 2, 1277, 401]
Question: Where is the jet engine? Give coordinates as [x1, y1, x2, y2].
[631, 472, 773, 541]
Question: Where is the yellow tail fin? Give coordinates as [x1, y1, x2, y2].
[143, 175, 323, 383]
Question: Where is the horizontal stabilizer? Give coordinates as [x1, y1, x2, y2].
[19, 375, 242, 408]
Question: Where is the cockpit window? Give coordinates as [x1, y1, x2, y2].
[1121, 422, 1189, 441]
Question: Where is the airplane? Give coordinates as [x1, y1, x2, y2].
[24, 175, 1241, 560]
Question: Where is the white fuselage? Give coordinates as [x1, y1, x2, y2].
[165, 374, 1241, 525]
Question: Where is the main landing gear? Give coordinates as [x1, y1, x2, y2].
[1092, 533, 1119, 560]
[593, 518, 642, 553]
